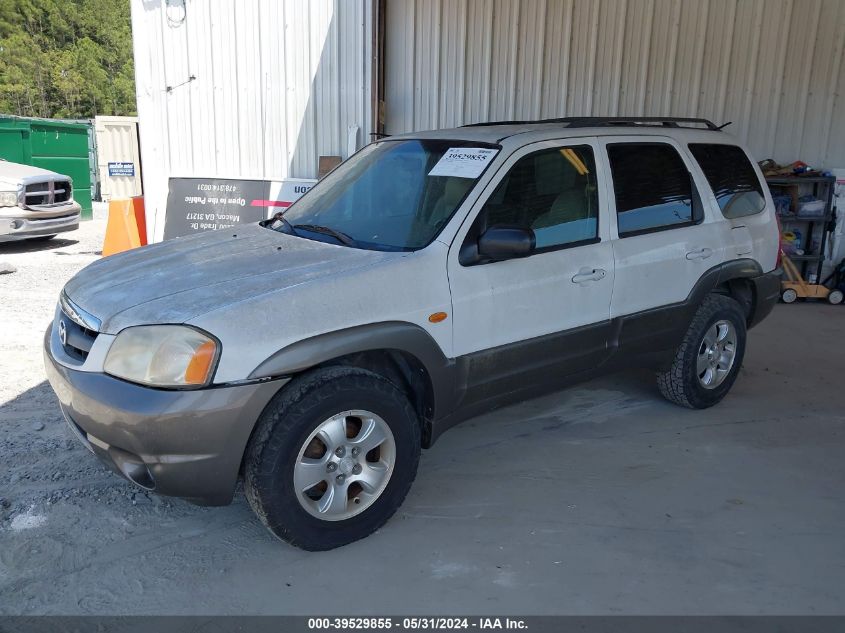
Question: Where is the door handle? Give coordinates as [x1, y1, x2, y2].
[686, 247, 714, 260]
[571, 267, 607, 284]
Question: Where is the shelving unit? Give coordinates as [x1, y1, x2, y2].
[766, 175, 836, 284]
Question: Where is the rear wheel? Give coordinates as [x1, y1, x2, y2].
[828, 289, 844, 305]
[244, 366, 421, 550]
[657, 294, 747, 409]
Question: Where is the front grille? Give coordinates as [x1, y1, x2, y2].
[55, 181, 71, 203]
[25, 180, 72, 207]
[58, 310, 98, 361]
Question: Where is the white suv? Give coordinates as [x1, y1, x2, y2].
[44, 117, 780, 550]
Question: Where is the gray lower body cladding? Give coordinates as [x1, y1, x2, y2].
[429, 265, 782, 443]
[43, 335, 287, 506]
[746, 269, 781, 328]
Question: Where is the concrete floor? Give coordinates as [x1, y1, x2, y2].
[0, 212, 843, 614]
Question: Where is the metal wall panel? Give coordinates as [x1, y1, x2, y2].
[385, 0, 845, 169]
[130, 0, 373, 242]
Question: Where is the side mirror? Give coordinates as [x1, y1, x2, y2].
[477, 225, 536, 261]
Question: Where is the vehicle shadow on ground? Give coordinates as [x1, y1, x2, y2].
[0, 368, 663, 489]
[0, 379, 128, 496]
[0, 378, 230, 525]
[0, 369, 662, 524]
[0, 367, 664, 546]
[438, 368, 666, 448]
[0, 238, 79, 254]
[0, 379, 65, 427]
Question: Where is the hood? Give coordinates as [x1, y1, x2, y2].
[0, 160, 70, 187]
[63, 223, 403, 333]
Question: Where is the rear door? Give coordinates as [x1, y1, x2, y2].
[601, 137, 727, 351]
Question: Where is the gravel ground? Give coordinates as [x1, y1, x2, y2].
[1, 210, 844, 615]
[0, 208, 207, 612]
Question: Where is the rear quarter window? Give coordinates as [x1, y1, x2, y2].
[688, 144, 766, 219]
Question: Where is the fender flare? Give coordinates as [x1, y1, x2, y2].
[248, 321, 458, 419]
[687, 257, 764, 307]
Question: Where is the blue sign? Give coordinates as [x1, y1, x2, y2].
[108, 161, 135, 177]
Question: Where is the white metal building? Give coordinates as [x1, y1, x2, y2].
[131, 0, 845, 242]
[130, 0, 373, 241]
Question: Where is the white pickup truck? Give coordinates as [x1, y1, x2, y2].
[0, 159, 81, 242]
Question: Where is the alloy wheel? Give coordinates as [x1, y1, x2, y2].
[293, 410, 396, 521]
[696, 319, 738, 389]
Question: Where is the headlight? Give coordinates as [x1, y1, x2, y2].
[104, 325, 219, 388]
[0, 191, 19, 207]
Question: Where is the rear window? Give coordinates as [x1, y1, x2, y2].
[607, 143, 700, 237]
[688, 144, 765, 219]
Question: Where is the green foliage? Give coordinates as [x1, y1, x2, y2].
[0, 0, 135, 118]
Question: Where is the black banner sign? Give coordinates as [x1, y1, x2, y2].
[164, 177, 271, 239]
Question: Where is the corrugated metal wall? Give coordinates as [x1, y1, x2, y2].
[385, 0, 845, 168]
[131, 0, 373, 241]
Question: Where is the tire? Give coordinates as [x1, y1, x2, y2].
[828, 289, 844, 305]
[781, 288, 798, 303]
[657, 294, 747, 409]
[244, 366, 421, 550]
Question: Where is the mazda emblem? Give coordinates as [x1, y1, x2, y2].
[59, 319, 67, 346]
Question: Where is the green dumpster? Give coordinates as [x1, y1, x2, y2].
[0, 116, 94, 219]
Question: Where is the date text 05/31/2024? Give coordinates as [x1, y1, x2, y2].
[307, 618, 528, 630]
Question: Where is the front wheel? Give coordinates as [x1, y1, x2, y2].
[657, 294, 747, 409]
[244, 367, 421, 550]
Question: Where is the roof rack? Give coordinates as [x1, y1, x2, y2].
[462, 116, 722, 131]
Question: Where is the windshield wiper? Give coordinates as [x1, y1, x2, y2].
[293, 224, 357, 247]
[264, 212, 296, 234]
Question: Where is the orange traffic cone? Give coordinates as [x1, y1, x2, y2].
[102, 197, 147, 256]
[130, 197, 147, 246]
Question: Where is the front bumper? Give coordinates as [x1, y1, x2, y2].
[748, 269, 782, 329]
[43, 327, 287, 506]
[0, 204, 80, 241]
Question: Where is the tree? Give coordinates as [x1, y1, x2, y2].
[0, 0, 135, 118]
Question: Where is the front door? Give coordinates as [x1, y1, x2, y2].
[446, 138, 616, 406]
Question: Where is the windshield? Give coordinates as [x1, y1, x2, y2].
[274, 139, 500, 250]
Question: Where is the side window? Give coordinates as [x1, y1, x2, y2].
[688, 144, 766, 219]
[477, 145, 599, 250]
[607, 143, 700, 237]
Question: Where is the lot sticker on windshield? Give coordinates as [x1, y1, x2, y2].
[428, 147, 499, 179]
